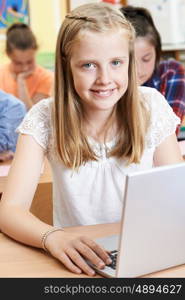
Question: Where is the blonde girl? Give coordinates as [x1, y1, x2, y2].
[0, 3, 183, 276]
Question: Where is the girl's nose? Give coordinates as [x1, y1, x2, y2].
[96, 67, 111, 85]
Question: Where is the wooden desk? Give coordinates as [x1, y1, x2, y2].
[0, 159, 53, 225]
[0, 223, 185, 278]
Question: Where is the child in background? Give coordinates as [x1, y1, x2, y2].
[0, 3, 183, 276]
[0, 23, 54, 109]
[120, 6, 185, 135]
[0, 89, 26, 161]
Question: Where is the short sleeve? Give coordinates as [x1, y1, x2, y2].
[16, 98, 53, 152]
[140, 87, 180, 148]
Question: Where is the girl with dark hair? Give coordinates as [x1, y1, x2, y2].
[120, 5, 185, 134]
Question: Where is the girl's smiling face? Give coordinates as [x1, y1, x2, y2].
[70, 29, 130, 115]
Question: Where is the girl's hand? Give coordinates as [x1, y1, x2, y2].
[17, 70, 34, 80]
[44, 230, 112, 276]
[16, 70, 35, 108]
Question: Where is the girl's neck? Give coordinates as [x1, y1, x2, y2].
[84, 109, 117, 143]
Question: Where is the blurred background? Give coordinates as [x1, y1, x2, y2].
[1, 0, 185, 70]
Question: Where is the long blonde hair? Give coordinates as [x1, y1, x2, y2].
[53, 2, 149, 169]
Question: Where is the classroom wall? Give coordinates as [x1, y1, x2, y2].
[0, 0, 126, 65]
[127, 0, 185, 45]
[0, 0, 68, 65]
[29, 0, 67, 53]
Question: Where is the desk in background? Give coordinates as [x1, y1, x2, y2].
[0, 159, 53, 225]
[0, 222, 185, 278]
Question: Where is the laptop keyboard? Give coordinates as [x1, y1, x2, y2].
[107, 250, 118, 270]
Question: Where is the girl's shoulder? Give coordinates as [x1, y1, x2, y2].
[138, 85, 157, 97]
[157, 59, 185, 75]
[31, 97, 53, 110]
[0, 63, 11, 77]
[138, 85, 179, 119]
[138, 86, 180, 147]
[0, 63, 9, 70]
[25, 97, 53, 122]
[159, 59, 183, 68]
[138, 86, 166, 110]
[17, 98, 54, 151]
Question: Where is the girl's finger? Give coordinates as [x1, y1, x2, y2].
[80, 236, 112, 265]
[75, 241, 107, 269]
[67, 248, 96, 276]
[57, 251, 82, 275]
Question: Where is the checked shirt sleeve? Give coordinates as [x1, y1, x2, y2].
[159, 60, 185, 131]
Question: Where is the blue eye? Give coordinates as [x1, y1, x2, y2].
[83, 63, 95, 69]
[112, 60, 121, 66]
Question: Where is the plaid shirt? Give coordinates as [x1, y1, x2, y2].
[143, 60, 185, 134]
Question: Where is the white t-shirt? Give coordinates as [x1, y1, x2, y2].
[17, 87, 180, 227]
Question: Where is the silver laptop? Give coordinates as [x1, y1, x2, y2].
[92, 162, 185, 277]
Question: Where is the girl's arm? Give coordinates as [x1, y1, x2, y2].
[17, 74, 52, 109]
[0, 134, 111, 276]
[153, 133, 184, 166]
[0, 134, 53, 245]
[17, 72, 34, 109]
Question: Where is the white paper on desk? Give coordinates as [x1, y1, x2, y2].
[0, 165, 11, 176]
